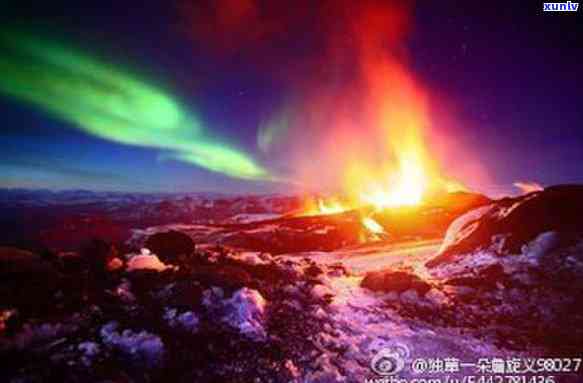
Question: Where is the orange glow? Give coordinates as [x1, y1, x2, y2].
[300, 197, 350, 216]
[352, 151, 428, 210]
[317, 198, 347, 215]
[336, 49, 468, 210]
[297, 59, 469, 213]
[513, 181, 543, 194]
[299, 81, 468, 214]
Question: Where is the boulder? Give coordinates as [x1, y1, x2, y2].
[361, 269, 432, 296]
[192, 264, 252, 290]
[79, 239, 118, 274]
[0, 247, 53, 275]
[416, 185, 583, 354]
[427, 185, 583, 267]
[144, 231, 195, 264]
[0, 247, 59, 314]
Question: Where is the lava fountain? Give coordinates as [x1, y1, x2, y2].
[289, 1, 468, 212]
[341, 4, 467, 212]
[183, 0, 473, 214]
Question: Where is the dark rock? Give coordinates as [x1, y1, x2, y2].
[444, 264, 507, 290]
[126, 268, 170, 297]
[406, 185, 583, 355]
[479, 263, 506, 282]
[429, 185, 583, 268]
[80, 239, 118, 275]
[305, 264, 323, 277]
[369, 192, 491, 242]
[0, 247, 53, 275]
[145, 231, 195, 264]
[192, 264, 252, 290]
[430, 191, 491, 212]
[0, 247, 59, 314]
[58, 251, 86, 274]
[361, 269, 432, 296]
[164, 281, 204, 309]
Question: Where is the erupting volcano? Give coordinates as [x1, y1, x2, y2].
[186, 0, 477, 212]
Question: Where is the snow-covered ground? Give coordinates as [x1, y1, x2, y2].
[306, 273, 520, 381]
[286, 239, 441, 275]
[225, 213, 282, 224]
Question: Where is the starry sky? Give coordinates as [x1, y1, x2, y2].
[0, 1, 581, 195]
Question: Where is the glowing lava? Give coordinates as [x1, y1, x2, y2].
[361, 217, 385, 235]
[339, 56, 468, 211]
[359, 158, 426, 209]
[317, 199, 346, 215]
[300, 197, 348, 216]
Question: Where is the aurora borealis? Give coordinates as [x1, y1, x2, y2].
[0, 31, 270, 182]
[0, 1, 582, 194]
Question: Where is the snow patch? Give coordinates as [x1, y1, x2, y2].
[222, 288, 267, 341]
[226, 213, 281, 224]
[78, 341, 100, 366]
[311, 284, 334, 300]
[428, 250, 499, 279]
[305, 274, 516, 380]
[99, 321, 164, 366]
[164, 308, 199, 333]
[521, 231, 559, 263]
[111, 279, 136, 303]
[229, 251, 270, 265]
[439, 204, 493, 254]
[241, 224, 280, 234]
[202, 286, 225, 307]
[126, 248, 171, 272]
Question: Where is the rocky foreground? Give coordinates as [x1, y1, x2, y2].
[1, 186, 583, 382]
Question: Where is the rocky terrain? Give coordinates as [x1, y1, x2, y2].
[0, 189, 303, 252]
[1, 187, 582, 382]
[363, 185, 583, 356]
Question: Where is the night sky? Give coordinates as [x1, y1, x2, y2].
[1, 1, 581, 196]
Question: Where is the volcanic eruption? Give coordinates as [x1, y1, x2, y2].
[183, 0, 477, 212]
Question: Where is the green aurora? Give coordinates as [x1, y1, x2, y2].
[0, 31, 271, 181]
